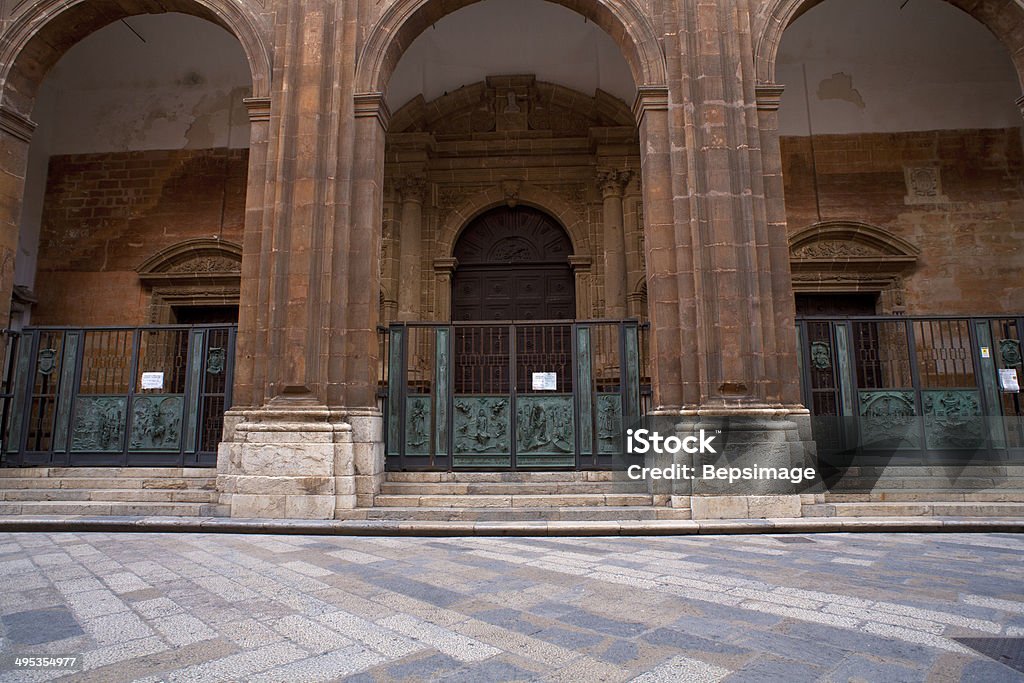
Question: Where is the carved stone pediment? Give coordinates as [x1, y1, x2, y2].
[137, 238, 243, 286]
[388, 76, 634, 138]
[789, 221, 919, 274]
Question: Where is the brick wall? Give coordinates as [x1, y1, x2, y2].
[34, 148, 248, 325]
[782, 127, 1024, 315]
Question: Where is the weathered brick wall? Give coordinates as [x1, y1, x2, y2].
[782, 127, 1024, 315]
[34, 148, 248, 325]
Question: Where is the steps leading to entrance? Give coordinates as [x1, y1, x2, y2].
[360, 470, 682, 521]
[0, 467, 227, 517]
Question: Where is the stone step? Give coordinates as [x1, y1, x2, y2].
[828, 477, 1024, 491]
[379, 481, 649, 496]
[336, 506, 692, 522]
[373, 493, 654, 508]
[0, 500, 229, 517]
[0, 477, 217, 491]
[1, 488, 219, 503]
[385, 471, 632, 483]
[0, 467, 216, 478]
[804, 501, 1024, 518]
[824, 491, 1024, 503]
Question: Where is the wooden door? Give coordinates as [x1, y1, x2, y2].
[452, 207, 575, 322]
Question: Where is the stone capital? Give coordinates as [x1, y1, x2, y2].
[353, 92, 392, 131]
[755, 84, 786, 112]
[433, 257, 458, 275]
[0, 106, 35, 143]
[596, 169, 632, 198]
[568, 255, 593, 272]
[632, 85, 669, 124]
[398, 175, 427, 204]
[243, 97, 271, 123]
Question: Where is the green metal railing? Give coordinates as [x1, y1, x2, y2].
[0, 325, 235, 468]
[797, 315, 1024, 463]
[382, 320, 645, 471]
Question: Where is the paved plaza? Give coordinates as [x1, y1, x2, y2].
[0, 531, 1022, 681]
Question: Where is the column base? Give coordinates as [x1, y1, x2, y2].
[690, 495, 802, 519]
[216, 404, 382, 519]
[657, 406, 820, 518]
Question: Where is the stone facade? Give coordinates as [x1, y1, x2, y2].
[0, 0, 1021, 519]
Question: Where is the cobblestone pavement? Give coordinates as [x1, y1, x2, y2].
[0, 532, 1023, 682]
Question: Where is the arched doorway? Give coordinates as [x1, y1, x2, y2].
[452, 206, 575, 321]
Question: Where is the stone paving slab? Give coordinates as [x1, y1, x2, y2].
[1, 531, 1023, 681]
[0, 514, 1022, 537]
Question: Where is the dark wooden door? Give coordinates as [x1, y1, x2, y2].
[452, 207, 575, 321]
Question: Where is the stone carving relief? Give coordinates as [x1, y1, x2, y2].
[167, 256, 241, 274]
[792, 241, 879, 259]
[904, 166, 949, 205]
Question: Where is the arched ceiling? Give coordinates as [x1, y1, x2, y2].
[777, 0, 1021, 135]
[386, 0, 636, 111]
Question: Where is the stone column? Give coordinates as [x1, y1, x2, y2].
[232, 96, 271, 411]
[568, 255, 593, 319]
[0, 107, 35, 329]
[633, 88, 688, 411]
[756, 83, 802, 409]
[433, 257, 457, 321]
[218, 0, 357, 520]
[597, 169, 631, 319]
[657, 0, 817, 518]
[396, 176, 426, 321]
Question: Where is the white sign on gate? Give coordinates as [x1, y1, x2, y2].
[141, 371, 165, 390]
[999, 368, 1020, 393]
[532, 372, 557, 391]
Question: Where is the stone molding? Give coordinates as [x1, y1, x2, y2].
[354, 92, 392, 130]
[243, 96, 271, 123]
[754, 83, 786, 112]
[435, 182, 592, 259]
[0, 105, 34, 142]
[137, 238, 243, 286]
[632, 85, 669, 124]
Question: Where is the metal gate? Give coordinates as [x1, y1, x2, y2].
[798, 315, 1024, 462]
[0, 325, 235, 468]
[383, 320, 643, 470]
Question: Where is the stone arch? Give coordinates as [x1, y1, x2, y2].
[0, 0, 272, 117]
[754, 0, 1024, 90]
[437, 184, 592, 261]
[355, 0, 667, 98]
